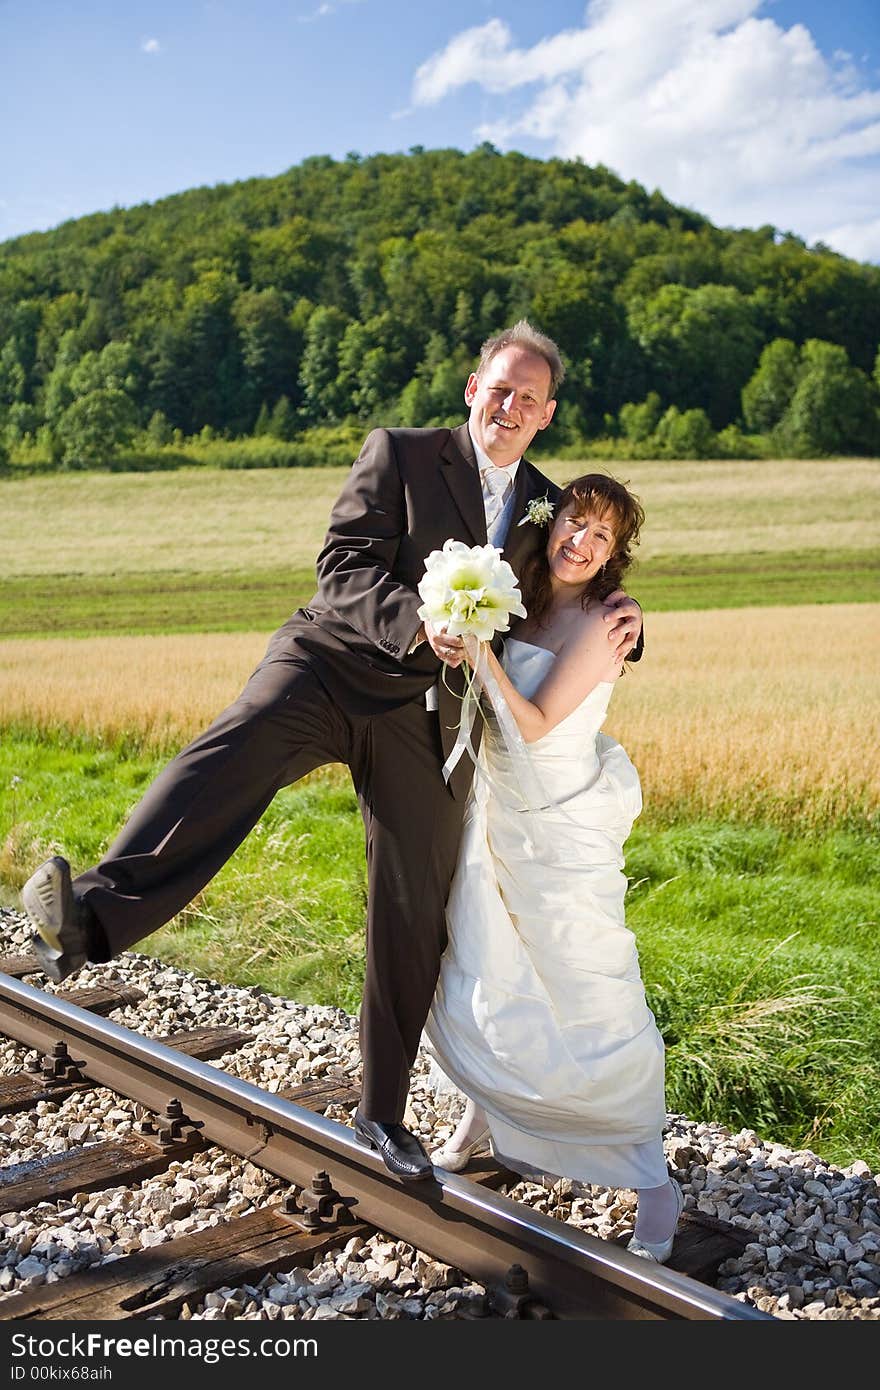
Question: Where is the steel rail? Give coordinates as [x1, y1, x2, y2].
[0, 973, 771, 1321]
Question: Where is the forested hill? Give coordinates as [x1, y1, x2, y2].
[2, 144, 879, 467]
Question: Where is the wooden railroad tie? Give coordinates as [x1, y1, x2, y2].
[0, 1027, 254, 1115]
[0, 1204, 374, 1321]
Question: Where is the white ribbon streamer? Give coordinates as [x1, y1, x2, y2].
[439, 652, 483, 785]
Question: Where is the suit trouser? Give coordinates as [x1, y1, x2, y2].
[74, 636, 465, 1122]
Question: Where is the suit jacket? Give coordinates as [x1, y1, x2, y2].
[290, 421, 558, 796]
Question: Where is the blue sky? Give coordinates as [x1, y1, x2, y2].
[2, 0, 879, 260]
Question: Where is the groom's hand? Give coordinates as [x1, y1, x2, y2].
[602, 591, 642, 661]
[424, 619, 467, 668]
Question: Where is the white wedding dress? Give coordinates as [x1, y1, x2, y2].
[423, 637, 668, 1189]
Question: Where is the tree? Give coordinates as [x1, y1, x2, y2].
[249, 218, 338, 301]
[42, 337, 139, 457]
[298, 305, 351, 423]
[3, 401, 38, 445]
[397, 375, 433, 428]
[68, 339, 137, 398]
[335, 318, 401, 418]
[741, 339, 799, 432]
[234, 288, 299, 429]
[144, 324, 190, 434]
[0, 145, 877, 460]
[0, 339, 26, 405]
[268, 395, 296, 440]
[58, 388, 137, 466]
[627, 282, 761, 427]
[41, 330, 81, 430]
[778, 340, 879, 455]
[34, 292, 87, 383]
[422, 351, 471, 424]
[178, 269, 243, 432]
[654, 405, 717, 459]
[145, 409, 172, 447]
[619, 392, 662, 443]
[781, 255, 880, 373]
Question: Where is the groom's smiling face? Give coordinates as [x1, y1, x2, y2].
[465, 346, 556, 468]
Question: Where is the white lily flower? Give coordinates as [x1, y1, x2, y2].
[417, 539, 526, 642]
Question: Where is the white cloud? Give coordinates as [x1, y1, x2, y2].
[412, 0, 880, 262]
[818, 216, 880, 263]
[141, 38, 161, 55]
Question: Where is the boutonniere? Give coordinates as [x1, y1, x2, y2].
[517, 494, 555, 528]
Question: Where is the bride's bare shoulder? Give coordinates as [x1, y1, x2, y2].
[542, 598, 618, 659]
[568, 600, 611, 644]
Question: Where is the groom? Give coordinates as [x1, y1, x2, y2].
[22, 320, 643, 1181]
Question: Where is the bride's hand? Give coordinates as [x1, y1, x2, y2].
[461, 633, 480, 670]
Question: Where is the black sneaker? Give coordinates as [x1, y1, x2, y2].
[21, 856, 90, 983]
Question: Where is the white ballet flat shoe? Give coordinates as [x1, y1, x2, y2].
[626, 1181, 685, 1264]
[430, 1127, 491, 1173]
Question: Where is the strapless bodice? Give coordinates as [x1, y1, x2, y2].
[501, 637, 615, 748]
[480, 637, 640, 828]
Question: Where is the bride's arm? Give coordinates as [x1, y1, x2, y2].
[475, 607, 623, 744]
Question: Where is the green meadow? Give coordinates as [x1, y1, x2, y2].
[1, 457, 877, 638]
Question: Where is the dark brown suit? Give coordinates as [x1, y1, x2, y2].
[75, 423, 559, 1121]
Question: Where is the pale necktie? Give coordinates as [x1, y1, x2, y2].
[482, 466, 513, 543]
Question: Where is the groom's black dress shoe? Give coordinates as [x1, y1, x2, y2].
[353, 1114, 433, 1182]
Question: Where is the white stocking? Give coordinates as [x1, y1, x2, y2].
[445, 1096, 489, 1151]
[634, 1180, 680, 1244]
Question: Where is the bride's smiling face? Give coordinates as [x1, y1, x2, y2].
[546, 507, 617, 590]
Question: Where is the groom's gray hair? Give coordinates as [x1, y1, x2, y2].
[476, 320, 566, 398]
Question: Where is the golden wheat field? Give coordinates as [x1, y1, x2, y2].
[2, 603, 877, 824]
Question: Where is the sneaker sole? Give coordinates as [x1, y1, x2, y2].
[21, 858, 68, 953]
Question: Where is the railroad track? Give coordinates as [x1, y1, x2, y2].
[0, 965, 770, 1322]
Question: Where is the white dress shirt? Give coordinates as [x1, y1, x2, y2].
[472, 434, 520, 545]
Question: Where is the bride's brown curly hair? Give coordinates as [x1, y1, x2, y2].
[519, 473, 644, 628]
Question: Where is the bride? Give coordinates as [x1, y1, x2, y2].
[422, 473, 684, 1263]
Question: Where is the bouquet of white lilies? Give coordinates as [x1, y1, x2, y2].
[416, 539, 525, 643]
[417, 539, 526, 786]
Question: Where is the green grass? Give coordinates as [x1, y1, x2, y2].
[0, 569, 319, 638]
[0, 737, 369, 1014]
[632, 547, 879, 611]
[626, 822, 879, 1163]
[1, 732, 877, 1169]
[0, 549, 876, 639]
